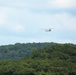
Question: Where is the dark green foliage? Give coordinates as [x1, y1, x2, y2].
[0, 42, 76, 75]
[0, 42, 51, 60]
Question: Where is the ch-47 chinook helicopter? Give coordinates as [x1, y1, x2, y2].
[42, 28, 54, 32]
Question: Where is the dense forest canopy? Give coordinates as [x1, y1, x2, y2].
[0, 42, 56, 60]
[0, 42, 76, 75]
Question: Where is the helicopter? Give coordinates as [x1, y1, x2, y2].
[42, 28, 54, 32]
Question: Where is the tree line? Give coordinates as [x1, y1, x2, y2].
[0, 43, 76, 75]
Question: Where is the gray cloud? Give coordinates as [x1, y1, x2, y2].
[0, 0, 76, 45]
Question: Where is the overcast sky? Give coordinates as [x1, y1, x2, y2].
[0, 0, 76, 45]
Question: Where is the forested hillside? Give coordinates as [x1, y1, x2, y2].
[0, 43, 76, 75]
[0, 42, 55, 59]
